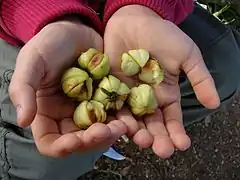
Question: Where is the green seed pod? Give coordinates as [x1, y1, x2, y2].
[78, 48, 110, 80]
[73, 100, 107, 129]
[61, 67, 93, 101]
[138, 59, 164, 85]
[93, 75, 130, 111]
[128, 84, 158, 116]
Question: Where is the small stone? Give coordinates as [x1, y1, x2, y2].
[236, 120, 240, 127]
[121, 166, 131, 176]
[204, 115, 212, 126]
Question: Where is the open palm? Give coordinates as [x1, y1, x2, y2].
[9, 18, 127, 157]
[104, 5, 220, 158]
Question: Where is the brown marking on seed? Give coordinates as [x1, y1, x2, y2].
[88, 53, 103, 69]
[118, 94, 128, 101]
[88, 108, 97, 123]
[79, 84, 87, 94]
[63, 81, 79, 94]
[142, 59, 155, 72]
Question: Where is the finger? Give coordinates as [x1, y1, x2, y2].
[106, 120, 128, 143]
[31, 114, 83, 157]
[106, 116, 127, 139]
[132, 121, 153, 148]
[107, 116, 130, 143]
[163, 101, 191, 151]
[116, 107, 140, 137]
[77, 123, 112, 146]
[9, 47, 44, 127]
[78, 120, 128, 152]
[144, 109, 175, 159]
[58, 120, 127, 154]
[181, 46, 220, 109]
[70, 123, 112, 153]
[76, 120, 127, 151]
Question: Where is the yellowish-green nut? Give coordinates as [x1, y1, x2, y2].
[88, 53, 110, 80]
[78, 48, 99, 69]
[61, 67, 93, 101]
[93, 75, 130, 111]
[121, 49, 149, 76]
[128, 49, 150, 67]
[73, 100, 107, 129]
[138, 59, 164, 85]
[127, 84, 158, 116]
[121, 53, 141, 76]
[78, 48, 110, 80]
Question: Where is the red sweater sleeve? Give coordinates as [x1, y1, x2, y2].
[103, 0, 194, 26]
[0, 0, 102, 45]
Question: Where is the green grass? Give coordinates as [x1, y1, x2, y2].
[199, 0, 240, 30]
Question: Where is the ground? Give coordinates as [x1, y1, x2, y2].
[80, 92, 240, 180]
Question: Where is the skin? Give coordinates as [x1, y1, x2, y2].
[9, 5, 220, 159]
[104, 5, 220, 158]
[8, 17, 127, 158]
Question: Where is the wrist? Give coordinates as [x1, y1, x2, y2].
[117, 5, 160, 16]
[111, 5, 163, 22]
[47, 15, 83, 28]
[43, 15, 92, 34]
[103, 0, 193, 27]
[106, 4, 164, 29]
[44, 15, 101, 38]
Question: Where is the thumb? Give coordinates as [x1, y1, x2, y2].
[9, 46, 44, 127]
[181, 45, 220, 109]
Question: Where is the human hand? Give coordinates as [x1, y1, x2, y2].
[104, 5, 220, 158]
[9, 17, 127, 157]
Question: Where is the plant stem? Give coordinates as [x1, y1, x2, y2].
[213, 3, 231, 17]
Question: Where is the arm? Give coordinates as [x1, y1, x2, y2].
[103, 0, 194, 26]
[0, 0, 102, 45]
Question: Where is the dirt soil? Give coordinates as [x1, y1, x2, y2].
[79, 92, 240, 180]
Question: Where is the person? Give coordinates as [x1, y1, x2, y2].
[0, 0, 239, 179]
